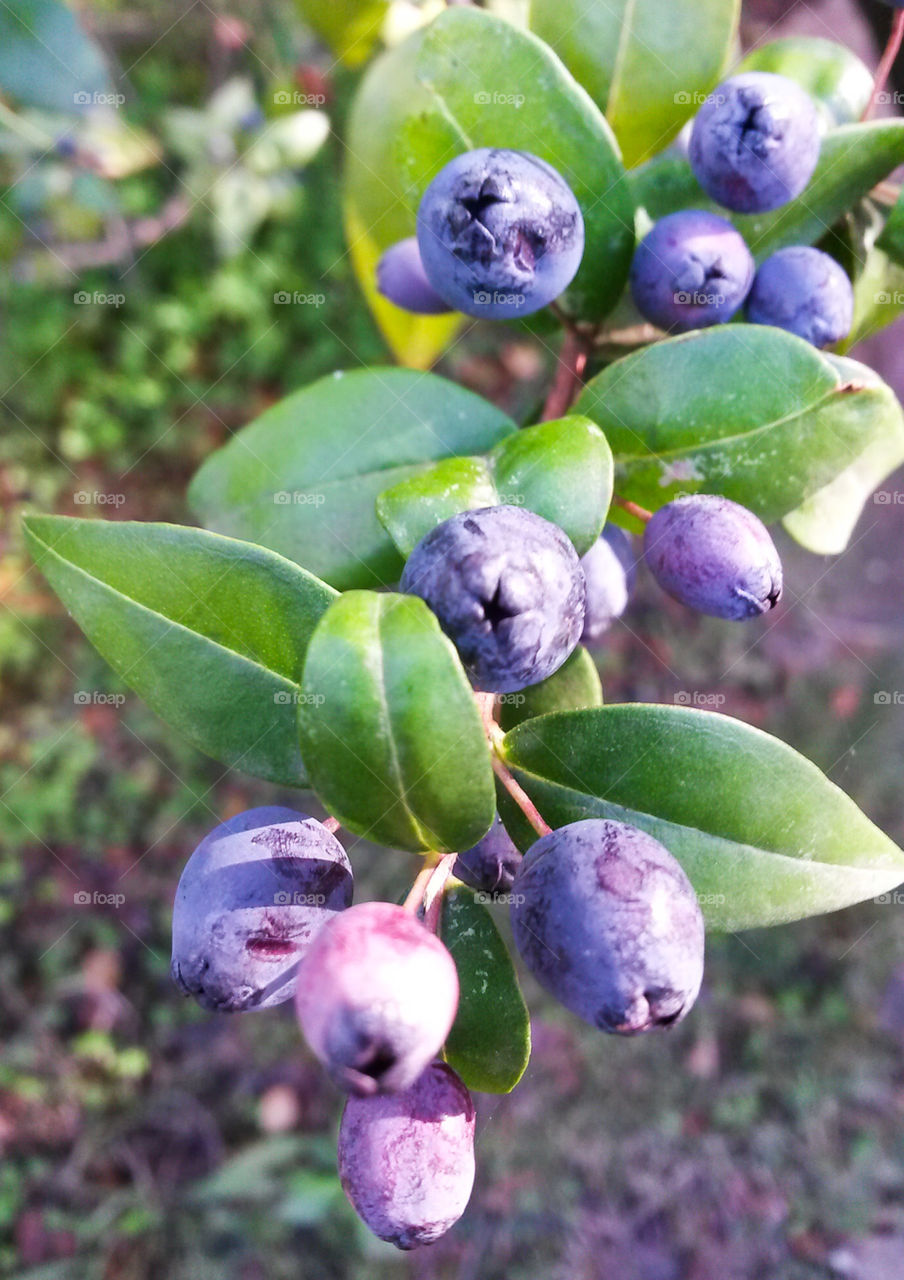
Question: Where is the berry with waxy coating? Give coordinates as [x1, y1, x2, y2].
[689, 72, 821, 213]
[629, 210, 755, 333]
[400, 505, 586, 694]
[376, 237, 453, 315]
[416, 148, 584, 318]
[453, 814, 522, 895]
[746, 245, 853, 348]
[170, 806, 353, 1013]
[295, 901, 459, 1096]
[338, 1061, 476, 1250]
[643, 494, 783, 620]
[511, 819, 705, 1034]
[580, 523, 636, 645]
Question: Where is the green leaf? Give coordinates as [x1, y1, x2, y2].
[0, 0, 112, 112]
[501, 705, 904, 930]
[576, 326, 904, 547]
[295, 0, 388, 67]
[23, 516, 336, 788]
[344, 7, 634, 331]
[441, 884, 531, 1093]
[529, 0, 739, 167]
[497, 645, 602, 733]
[877, 186, 904, 269]
[739, 37, 873, 126]
[188, 368, 516, 591]
[298, 592, 495, 852]
[376, 457, 499, 560]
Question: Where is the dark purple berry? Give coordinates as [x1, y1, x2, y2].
[746, 245, 853, 348]
[453, 814, 522, 895]
[580, 523, 636, 645]
[376, 237, 453, 314]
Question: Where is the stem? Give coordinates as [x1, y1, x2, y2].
[423, 854, 457, 934]
[612, 494, 652, 524]
[403, 863, 435, 913]
[862, 9, 904, 121]
[541, 328, 588, 421]
[490, 753, 551, 839]
[322, 816, 341, 834]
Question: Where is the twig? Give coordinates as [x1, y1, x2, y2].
[423, 854, 458, 934]
[612, 494, 652, 524]
[403, 863, 436, 913]
[862, 9, 904, 121]
[490, 754, 551, 839]
[541, 328, 588, 420]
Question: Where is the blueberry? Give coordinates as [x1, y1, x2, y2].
[643, 494, 782, 620]
[629, 210, 755, 333]
[400, 505, 586, 694]
[453, 814, 522, 895]
[746, 245, 853, 348]
[295, 901, 459, 1096]
[689, 72, 820, 213]
[511, 819, 705, 1034]
[338, 1061, 476, 1249]
[416, 148, 584, 318]
[375, 237, 453, 315]
[170, 806, 353, 1013]
[580, 523, 636, 646]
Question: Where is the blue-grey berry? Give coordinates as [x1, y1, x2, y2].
[171, 806, 353, 1012]
[630, 210, 755, 333]
[376, 237, 453, 314]
[416, 148, 584, 318]
[746, 245, 853, 348]
[511, 819, 704, 1034]
[580, 523, 636, 645]
[453, 814, 522, 895]
[400, 505, 586, 694]
[689, 72, 820, 213]
[643, 494, 782, 620]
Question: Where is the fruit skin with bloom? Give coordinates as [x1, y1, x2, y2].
[376, 237, 453, 315]
[453, 813, 522, 895]
[416, 147, 584, 318]
[643, 494, 783, 621]
[510, 818, 705, 1034]
[295, 901, 459, 1096]
[746, 245, 854, 348]
[338, 1061, 476, 1250]
[689, 71, 821, 213]
[580, 523, 636, 645]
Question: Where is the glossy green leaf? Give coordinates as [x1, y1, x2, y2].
[295, 0, 388, 68]
[501, 705, 904, 930]
[23, 516, 337, 787]
[0, 0, 112, 112]
[529, 0, 739, 167]
[739, 37, 873, 127]
[576, 326, 904, 547]
[376, 457, 499, 560]
[188, 368, 516, 591]
[441, 884, 531, 1094]
[497, 646, 602, 733]
[877, 186, 904, 269]
[344, 7, 634, 332]
[297, 592, 495, 852]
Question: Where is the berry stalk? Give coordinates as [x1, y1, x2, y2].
[863, 9, 904, 121]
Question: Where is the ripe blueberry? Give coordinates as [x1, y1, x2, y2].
[295, 901, 459, 1096]
[453, 814, 522, 895]
[643, 494, 783, 621]
[746, 245, 853, 348]
[629, 210, 755, 333]
[511, 819, 705, 1034]
[170, 806, 353, 1013]
[580, 523, 636, 646]
[400, 505, 586, 694]
[416, 148, 584, 318]
[338, 1061, 476, 1250]
[375, 237, 453, 315]
[689, 72, 820, 213]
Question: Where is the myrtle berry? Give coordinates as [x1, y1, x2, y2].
[453, 814, 522, 895]
[746, 246, 853, 348]
[629, 210, 755, 333]
[416, 148, 584, 318]
[400, 505, 586, 694]
[643, 494, 783, 620]
[580, 523, 636, 646]
[170, 807, 353, 1013]
[376, 237, 453, 315]
[295, 901, 459, 1096]
[689, 72, 820, 213]
[338, 1061, 476, 1250]
[511, 819, 705, 1034]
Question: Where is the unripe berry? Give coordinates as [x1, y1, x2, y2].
[643, 494, 782, 620]
[295, 902, 459, 1095]
[376, 237, 453, 314]
[453, 814, 522, 895]
[511, 819, 704, 1033]
[338, 1061, 476, 1249]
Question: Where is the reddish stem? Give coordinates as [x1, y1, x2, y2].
[491, 753, 552, 839]
[862, 9, 904, 121]
[612, 494, 653, 524]
[403, 863, 435, 913]
[423, 854, 458, 934]
[322, 816, 341, 834]
[541, 328, 588, 421]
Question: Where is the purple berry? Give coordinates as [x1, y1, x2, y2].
[746, 245, 853, 348]
[295, 902, 459, 1096]
[511, 819, 705, 1034]
[170, 806, 353, 1013]
[416, 148, 584, 318]
[643, 494, 783, 621]
[580, 523, 636, 645]
[689, 72, 821, 213]
[338, 1061, 476, 1249]
[630, 210, 755, 333]
[453, 814, 522, 895]
[400, 505, 586, 694]
[375, 237, 453, 314]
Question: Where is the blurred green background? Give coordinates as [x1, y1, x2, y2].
[3, 2, 904, 1278]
